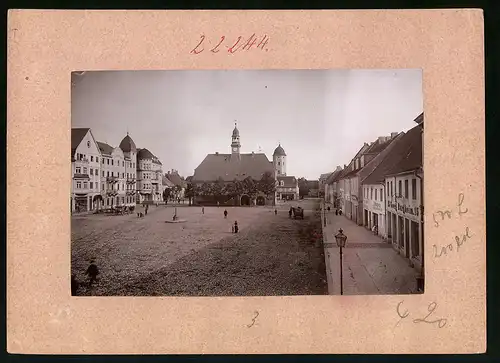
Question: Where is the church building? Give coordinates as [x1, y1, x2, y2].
[191, 123, 297, 206]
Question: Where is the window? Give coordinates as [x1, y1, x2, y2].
[76, 182, 81, 189]
[404, 180, 409, 198]
[278, 162, 280, 165]
[107, 171, 109, 177]
[83, 182, 88, 189]
[398, 181, 402, 196]
[83, 167, 87, 174]
[102, 171, 105, 177]
[375, 189, 378, 201]
[370, 188, 373, 199]
[96, 157, 99, 163]
[111, 160, 114, 166]
[91, 156, 94, 162]
[76, 167, 81, 174]
[90, 168, 93, 176]
[107, 159, 109, 165]
[90, 182, 93, 189]
[412, 178, 417, 200]
[117, 184, 120, 191]
[280, 180, 284, 186]
[387, 182, 390, 196]
[102, 183, 104, 190]
[122, 172, 125, 178]
[381, 189, 384, 202]
[122, 161, 124, 167]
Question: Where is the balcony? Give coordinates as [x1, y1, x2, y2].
[106, 176, 118, 183]
[126, 178, 136, 184]
[126, 190, 136, 196]
[73, 173, 90, 180]
[106, 189, 118, 196]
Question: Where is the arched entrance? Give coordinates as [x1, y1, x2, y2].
[240, 195, 250, 206]
[256, 196, 265, 206]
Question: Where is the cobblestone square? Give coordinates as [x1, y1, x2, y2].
[71, 200, 328, 296]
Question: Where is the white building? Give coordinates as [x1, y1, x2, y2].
[119, 134, 138, 208]
[137, 148, 163, 203]
[276, 176, 299, 200]
[71, 128, 102, 213]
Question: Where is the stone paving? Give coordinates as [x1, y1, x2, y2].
[71, 199, 327, 296]
[321, 203, 420, 295]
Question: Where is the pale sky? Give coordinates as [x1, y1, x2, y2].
[71, 69, 422, 180]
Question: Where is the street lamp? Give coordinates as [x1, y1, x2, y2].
[335, 228, 348, 295]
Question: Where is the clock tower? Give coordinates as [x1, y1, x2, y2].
[231, 122, 241, 156]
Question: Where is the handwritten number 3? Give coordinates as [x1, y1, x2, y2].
[413, 302, 448, 328]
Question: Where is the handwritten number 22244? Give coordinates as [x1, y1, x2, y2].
[190, 34, 270, 54]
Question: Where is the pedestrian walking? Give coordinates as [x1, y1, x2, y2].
[224, 209, 228, 219]
[289, 207, 293, 218]
[274, 209, 277, 215]
[327, 206, 331, 212]
[217, 201, 220, 208]
[85, 259, 99, 287]
[202, 207, 205, 214]
[234, 221, 239, 233]
[339, 209, 342, 216]
[145, 204, 149, 215]
[335, 209, 338, 215]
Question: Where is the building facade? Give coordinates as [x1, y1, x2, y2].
[118, 134, 138, 208]
[71, 128, 102, 213]
[276, 176, 299, 200]
[136, 148, 163, 204]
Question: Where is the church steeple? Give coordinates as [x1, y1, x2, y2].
[231, 122, 241, 156]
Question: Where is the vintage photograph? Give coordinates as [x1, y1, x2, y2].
[70, 69, 424, 296]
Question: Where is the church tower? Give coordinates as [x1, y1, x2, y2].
[231, 122, 241, 156]
[273, 143, 287, 176]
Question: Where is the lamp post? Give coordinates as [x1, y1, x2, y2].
[335, 228, 348, 295]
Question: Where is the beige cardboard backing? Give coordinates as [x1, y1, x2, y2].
[7, 10, 485, 354]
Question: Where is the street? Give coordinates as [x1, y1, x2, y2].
[322, 204, 420, 295]
[71, 199, 328, 296]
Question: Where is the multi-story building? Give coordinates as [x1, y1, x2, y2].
[324, 166, 343, 204]
[137, 148, 163, 203]
[71, 128, 102, 213]
[276, 176, 299, 200]
[119, 133, 138, 207]
[165, 169, 186, 201]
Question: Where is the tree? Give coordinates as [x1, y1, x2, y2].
[259, 171, 276, 198]
[212, 177, 225, 204]
[162, 188, 171, 204]
[242, 176, 258, 198]
[298, 177, 309, 199]
[185, 182, 196, 206]
[200, 182, 212, 197]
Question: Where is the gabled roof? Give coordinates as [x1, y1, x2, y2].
[97, 141, 114, 156]
[319, 172, 333, 181]
[192, 153, 275, 182]
[337, 135, 398, 180]
[277, 175, 298, 188]
[71, 128, 90, 156]
[363, 124, 423, 185]
[326, 169, 342, 184]
[162, 175, 176, 187]
[166, 172, 186, 187]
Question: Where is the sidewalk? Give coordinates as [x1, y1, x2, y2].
[321, 205, 419, 295]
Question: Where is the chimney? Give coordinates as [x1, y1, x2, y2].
[336, 165, 342, 171]
[391, 132, 398, 138]
[215, 152, 219, 155]
[378, 136, 385, 143]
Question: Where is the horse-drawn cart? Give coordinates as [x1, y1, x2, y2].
[292, 206, 304, 219]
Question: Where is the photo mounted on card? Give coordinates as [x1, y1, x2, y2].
[7, 9, 485, 354]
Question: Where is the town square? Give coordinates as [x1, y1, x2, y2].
[71, 69, 424, 296]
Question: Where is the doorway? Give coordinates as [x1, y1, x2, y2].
[240, 195, 250, 206]
[256, 196, 265, 206]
